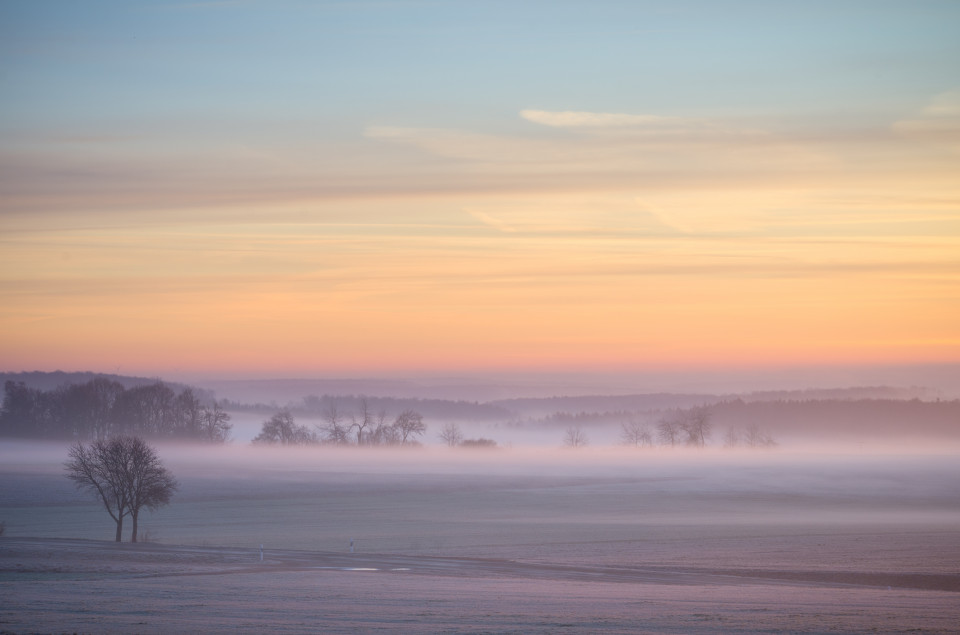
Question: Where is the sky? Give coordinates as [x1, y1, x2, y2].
[1, 0, 959, 381]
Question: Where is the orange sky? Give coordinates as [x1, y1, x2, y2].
[4, 171, 959, 376]
[2, 2, 959, 378]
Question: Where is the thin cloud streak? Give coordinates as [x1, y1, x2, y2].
[4, 106, 956, 237]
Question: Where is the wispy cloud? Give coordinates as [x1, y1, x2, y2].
[519, 109, 753, 142]
[893, 89, 960, 142]
[465, 194, 678, 235]
[521, 109, 713, 134]
[467, 209, 517, 233]
[521, 109, 695, 129]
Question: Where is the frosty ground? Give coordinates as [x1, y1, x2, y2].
[2, 442, 958, 633]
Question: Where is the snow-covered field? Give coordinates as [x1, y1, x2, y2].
[2, 442, 959, 633]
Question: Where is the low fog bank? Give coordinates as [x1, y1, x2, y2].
[3, 438, 959, 484]
[3, 439, 958, 560]
[224, 397, 960, 447]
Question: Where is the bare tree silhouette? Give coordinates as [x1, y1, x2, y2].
[657, 417, 682, 447]
[393, 410, 426, 445]
[439, 422, 464, 447]
[253, 410, 317, 445]
[620, 419, 653, 447]
[64, 436, 177, 542]
[563, 426, 588, 447]
[320, 402, 350, 445]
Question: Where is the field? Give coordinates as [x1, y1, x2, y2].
[2, 441, 959, 633]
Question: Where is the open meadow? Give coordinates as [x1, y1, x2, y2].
[2, 441, 959, 633]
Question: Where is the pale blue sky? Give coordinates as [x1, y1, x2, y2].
[3, 1, 959, 138]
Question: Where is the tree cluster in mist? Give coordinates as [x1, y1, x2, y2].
[1, 379, 231, 442]
[552, 406, 774, 450]
[564, 426, 590, 447]
[438, 422, 498, 448]
[654, 406, 713, 448]
[521, 403, 776, 450]
[614, 406, 776, 450]
[252, 400, 426, 447]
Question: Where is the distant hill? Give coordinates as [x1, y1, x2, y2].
[489, 386, 933, 419]
[3, 371, 172, 391]
[0, 371, 213, 401]
[196, 377, 427, 405]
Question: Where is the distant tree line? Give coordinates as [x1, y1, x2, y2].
[612, 398, 960, 446]
[0, 371, 216, 396]
[219, 393, 510, 423]
[488, 387, 934, 419]
[252, 399, 426, 447]
[618, 406, 776, 449]
[0, 379, 231, 442]
[541, 410, 637, 425]
[302, 394, 508, 424]
[702, 397, 960, 438]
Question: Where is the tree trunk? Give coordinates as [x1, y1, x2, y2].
[130, 510, 138, 543]
[115, 516, 123, 542]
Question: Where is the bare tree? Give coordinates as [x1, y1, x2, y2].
[253, 410, 317, 445]
[351, 399, 374, 445]
[320, 402, 350, 445]
[656, 416, 682, 447]
[563, 426, 588, 447]
[379, 420, 402, 445]
[679, 406, 712, 447]
[172, 388, 204, 437]
[620, 419, 653, 447]
[200, 402, 232, 442]
[368, 409, 391, 446]
[744, 424, 777, 448]
[64, 436, 177, 542]
[111, 383, 175, 437]
[439, 422, 464, 447]
[65, 438, 130, 541]
[392, 410, 426, 445]
[124, 437, 178, 542]
[723, 426, 742, 447]
[53, 378, 124, 440]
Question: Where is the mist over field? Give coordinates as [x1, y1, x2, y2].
[3, 433, 959, 632]
[3, 437, 959, 553]
[3, 371, 959, 632]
